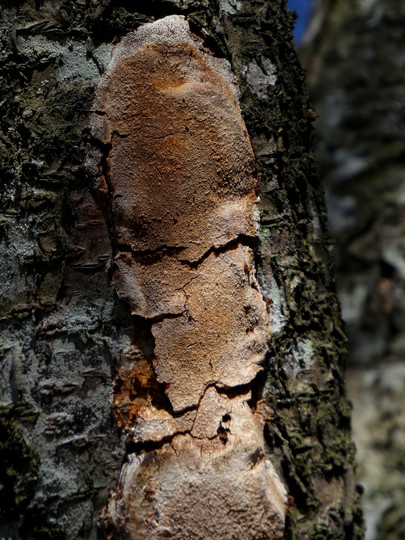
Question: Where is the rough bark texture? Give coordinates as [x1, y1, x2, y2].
[0, 1, 362, 538]
[301, 1, 405, 538]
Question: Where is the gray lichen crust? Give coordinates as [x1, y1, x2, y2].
[89, 15, 286, 538]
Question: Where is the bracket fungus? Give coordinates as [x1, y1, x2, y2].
[89, 15, 286, 539]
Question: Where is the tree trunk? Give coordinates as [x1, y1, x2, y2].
[0, 1, 362, 538]
[301, 1, 405, 538]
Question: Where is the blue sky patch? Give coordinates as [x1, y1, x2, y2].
[288, 0, 313, 43]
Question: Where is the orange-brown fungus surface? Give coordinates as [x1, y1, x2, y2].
[90, 15, 286, 540]
[92, 35, 258, 262]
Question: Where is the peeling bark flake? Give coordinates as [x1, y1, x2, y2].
[89, 15, 286, 539]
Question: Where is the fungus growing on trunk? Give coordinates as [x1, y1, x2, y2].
[89, 15, 286, 539]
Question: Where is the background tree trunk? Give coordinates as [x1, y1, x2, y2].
[301, 1, 405, 538]
[0, 1, 362, 538]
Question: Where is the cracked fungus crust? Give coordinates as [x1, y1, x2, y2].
[91, 19, 258, 263]
[90, 15, 286, 539]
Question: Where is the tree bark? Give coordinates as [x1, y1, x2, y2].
[301, 1, 405, 539]
[0, 1, 363, 538]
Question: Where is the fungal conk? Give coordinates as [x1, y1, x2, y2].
[89, 15, 286, 539]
